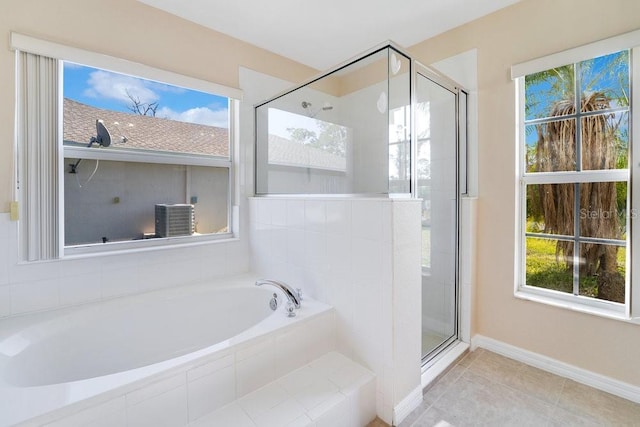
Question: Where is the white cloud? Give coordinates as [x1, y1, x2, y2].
[80, 69, 227, 127]
[157, 106, 229, 128]
[83, 70, 159, 105]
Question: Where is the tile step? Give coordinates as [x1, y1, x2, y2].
[189, 351, 377, 427]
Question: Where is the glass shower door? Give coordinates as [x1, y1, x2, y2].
[415, 67, 460, 362]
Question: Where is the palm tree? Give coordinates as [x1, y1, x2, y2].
[527, 51, 628, 301]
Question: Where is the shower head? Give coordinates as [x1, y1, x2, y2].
[301, 101, 333, 117]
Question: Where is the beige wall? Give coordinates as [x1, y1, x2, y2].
[409, 0, 640, 386]
[0, 0, 317, 212]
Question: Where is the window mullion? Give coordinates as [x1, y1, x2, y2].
[575, 62, 582, 173]
[573, 183, 581, 295]
[573, 62, 581, 296]
[524, 105, 630, 126]
[631, 47, 640, 318]
[63, 146, 232, 168]
[522, 169, 629, 184]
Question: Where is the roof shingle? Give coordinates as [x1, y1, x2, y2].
[63, 98, 229, 157]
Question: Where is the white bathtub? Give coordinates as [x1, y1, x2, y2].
[0, 274, 335, 426]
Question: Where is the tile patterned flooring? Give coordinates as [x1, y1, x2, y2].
[367, 417, 391, 427]
[399, 348, 640, 427]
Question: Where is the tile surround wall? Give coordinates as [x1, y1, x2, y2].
[1, 64, 425, 425]
[0, 213, 250, 319]
[0, 197, 421, 424]
[33, 310, 335, 426]
[249, 196, 422, 424]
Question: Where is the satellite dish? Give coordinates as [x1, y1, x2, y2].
[95, 120, 111, 147]
[70, 119, 112, 174]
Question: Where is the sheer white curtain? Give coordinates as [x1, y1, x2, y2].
[17, 51, 59, 261]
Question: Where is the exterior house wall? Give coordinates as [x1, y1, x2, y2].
[64, 162, 229, 244]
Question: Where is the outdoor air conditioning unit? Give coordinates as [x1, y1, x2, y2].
[155, 204, 194, 237]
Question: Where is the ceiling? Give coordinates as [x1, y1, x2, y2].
[138, 0, 520, 70]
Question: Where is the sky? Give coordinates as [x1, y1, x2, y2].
[268, 107, 324, 140]
[524, 50, 630, 154]
[525, 50, 629, 122]
[63, 62, 229, 128]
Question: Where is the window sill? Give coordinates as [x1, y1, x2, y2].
[514, 288, 640, 324]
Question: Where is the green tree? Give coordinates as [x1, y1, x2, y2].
[287, 120, 347, 157]
[527, 51, 628, 301]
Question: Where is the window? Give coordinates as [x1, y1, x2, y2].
[12, 33, 241, 259]
[254, 46, 412, 195]
[389, 106, 411, 193]
[514, 32, 640, 317]
[63, 63, 232, 249]
[266, 108, 348, 171]
[411, 103, 432, 270]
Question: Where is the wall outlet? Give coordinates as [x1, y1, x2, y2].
[10, 201, 19, 221]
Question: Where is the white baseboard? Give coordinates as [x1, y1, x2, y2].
[393, 385, 423, 425]
[472, 334, 640, 404]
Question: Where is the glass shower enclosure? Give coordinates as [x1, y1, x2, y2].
[255, 46, 411, 195]
[416, 64, 467, 362]
[254, 44, 467, 365]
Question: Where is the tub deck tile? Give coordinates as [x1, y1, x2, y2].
[188, 351, 376, 427]
[189, 402, 254, 427]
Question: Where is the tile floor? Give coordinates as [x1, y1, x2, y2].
[366, 417, 390, 427]
[400, 348, 640, 427]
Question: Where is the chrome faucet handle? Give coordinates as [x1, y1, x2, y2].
[269, 293, 278, 311]
[296, 288, 303, 301]
[285, 301, 296, 317]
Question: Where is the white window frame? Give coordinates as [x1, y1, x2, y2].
[11, 33, 243, 259]
[513, 29, 640, 321]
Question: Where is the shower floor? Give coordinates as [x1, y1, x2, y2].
[422, 330, 451, 358]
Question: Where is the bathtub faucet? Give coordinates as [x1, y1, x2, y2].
[255, 279, 302, 316]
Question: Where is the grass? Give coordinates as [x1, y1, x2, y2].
[526, 238, 575, 293]
[425, 220, 626, 300]
[526, 237, 626, 298]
